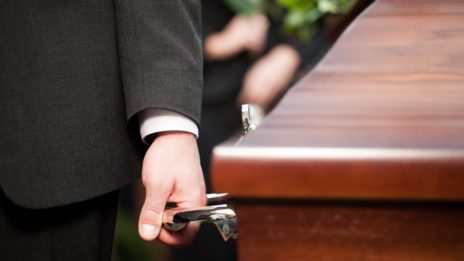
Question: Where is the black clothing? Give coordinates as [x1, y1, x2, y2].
[0, 190, 119, 261]
[0, 0, 203, 209]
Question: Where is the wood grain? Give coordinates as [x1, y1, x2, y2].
[235, 201, 464, 261]
[211, 0, 464, 200]
[211, 1, 464, 260]
[212, 0, 464, 261]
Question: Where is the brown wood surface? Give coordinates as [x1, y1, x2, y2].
[235, 201, 464, 261]
[211, 0, 464, 200]
[211, 1, 464, 260]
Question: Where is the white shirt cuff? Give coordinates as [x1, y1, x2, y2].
[138, 108, 199, 144]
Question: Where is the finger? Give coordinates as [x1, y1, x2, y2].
[175, 190, 207, 209]
[138, 180, 170, 241]
[158, 222, 201, 246]
[158, 190, 205, 245]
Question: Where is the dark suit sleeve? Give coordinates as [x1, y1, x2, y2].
[114, 0, 203, 126]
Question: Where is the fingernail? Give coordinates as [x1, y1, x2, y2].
[141, 224, 157, 238]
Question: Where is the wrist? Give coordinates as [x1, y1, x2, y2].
[269, 44, 301, 67]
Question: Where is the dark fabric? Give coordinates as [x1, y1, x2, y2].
[0, 0, 203, 208]
[114, 0, 203, 121]
[201, 0, 310, 106]
[201, 0, 249, 105]
[198, 102, 241, 191]
[0, 190, 119, 261]
[265, 19, 315, 68]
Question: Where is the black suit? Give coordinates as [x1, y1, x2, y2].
[0, 0, 202, 208]
[0, 0, 202, 259]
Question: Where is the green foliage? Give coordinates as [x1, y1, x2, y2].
[116, 210, 157, 261]
[225, 0, 264, 16]
[225, 0, 355, 41]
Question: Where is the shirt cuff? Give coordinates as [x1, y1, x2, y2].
[138, 108, 199, 144]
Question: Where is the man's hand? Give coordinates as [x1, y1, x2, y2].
[138, 131, 206, 245]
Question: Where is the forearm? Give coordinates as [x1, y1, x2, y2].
[239, 44, 301, 110]
[265, 44, 301, 87]
[204, 14, 269, 61]
[204, 32, 246, 61]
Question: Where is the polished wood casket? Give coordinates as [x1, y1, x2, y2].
[211, 0, 464, 260]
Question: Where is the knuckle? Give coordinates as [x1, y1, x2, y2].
[142, 175, 163, 190]
[190, 191, 207, 206]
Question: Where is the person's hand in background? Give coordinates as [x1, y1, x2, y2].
[138, 131, 206, 245]
[204, 13, 269, 61]
[237, 44, 301, 111]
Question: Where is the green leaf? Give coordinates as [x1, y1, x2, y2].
[318, 0, 338, 13]
[225, 0, 265, 15]
[225, 0, 356, 41]
[285, 9, 307, 28]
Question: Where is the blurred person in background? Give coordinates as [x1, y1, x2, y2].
[171, 1, 311, 261]
[115, 1, 365, 261]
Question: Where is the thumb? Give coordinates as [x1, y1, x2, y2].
[138, 182, 170, 241]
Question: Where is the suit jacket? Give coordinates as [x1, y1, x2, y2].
[0, 0, 203, 209]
